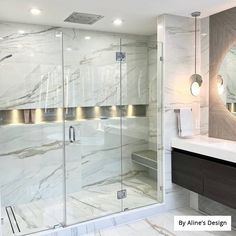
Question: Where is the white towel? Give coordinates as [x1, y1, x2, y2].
[177, 108, 193, 137]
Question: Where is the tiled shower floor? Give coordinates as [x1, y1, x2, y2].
[2, 173, 157, 236]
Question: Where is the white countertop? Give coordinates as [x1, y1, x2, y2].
[172, 135, 236, 164]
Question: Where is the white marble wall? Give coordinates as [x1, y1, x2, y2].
[157, 14, 210, 210]
[0, 21, 160, 204]
[0, 118, 149, 207]
[0, 22, 150, 109]
[147, 35, 158, 150]
[200, 17, 209, 135]
[0, 21, 162, 236]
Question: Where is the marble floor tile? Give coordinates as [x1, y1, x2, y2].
[87, 207, 235, 236]
[1, 173, 158, 236]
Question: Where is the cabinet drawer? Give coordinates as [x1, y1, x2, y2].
[171, 148, 236, 209]
[172, 149, 203, 194]
[203, 160, 236, 208]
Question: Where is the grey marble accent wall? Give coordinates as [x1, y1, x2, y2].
[209, 7, 236, 141]
[198, 7, 236, 220]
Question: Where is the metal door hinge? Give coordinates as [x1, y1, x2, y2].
[160, 56, 164, 61]
[117, 189, 127, 199]
[116, 52, 126, 62]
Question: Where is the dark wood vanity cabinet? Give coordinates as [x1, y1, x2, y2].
[172, 149, 236, 209]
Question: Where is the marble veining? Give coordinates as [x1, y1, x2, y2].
[209, 7, 236, 141]
[157, 14, 201, 199]
[0, 118, 153, 207]
[0, 20, 162, 236]
[0, 22, 154, 109]
[2, 171, 158, 236]
[49, 207, 235, 236]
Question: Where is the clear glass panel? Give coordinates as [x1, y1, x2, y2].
[63, 29, 122, 225]
[120, 35, 164, 210]
[0, 23, 64, 235]
[157, 41, 164, 204]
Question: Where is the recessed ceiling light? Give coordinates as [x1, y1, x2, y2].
[30, 8, 41, 16]
[18, 30, 25, 34]
[113, 18, 123, 26]
[66, 47, 72, 51]
[85, 36, 91, 40]
[0, 37, 3, 40]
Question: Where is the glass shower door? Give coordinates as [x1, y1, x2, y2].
[0, 25, 65, 235]
[63, 29, 123, 225]
[120, 37, 164, 211]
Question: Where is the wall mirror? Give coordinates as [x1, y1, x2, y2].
[218, 44, 236, 115]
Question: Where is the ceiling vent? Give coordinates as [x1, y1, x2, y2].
[64, 12, 104, 25]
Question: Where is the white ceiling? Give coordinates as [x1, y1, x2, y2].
[0, 0, 236, 35]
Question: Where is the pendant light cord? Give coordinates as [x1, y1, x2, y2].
[194, 15, 197, 75]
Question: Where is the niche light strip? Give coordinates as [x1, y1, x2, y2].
[0, 105, 147, 125]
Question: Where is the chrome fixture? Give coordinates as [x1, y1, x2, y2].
[190, 11, 203, 96]
[69, 126, 76, 143]
[64, 12, 104, 25]
[116, 52, 126, 62]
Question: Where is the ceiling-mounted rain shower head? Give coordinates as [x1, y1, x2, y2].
[64, 12, 104, 25]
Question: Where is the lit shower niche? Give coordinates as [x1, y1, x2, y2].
[0, 105, 147, 125]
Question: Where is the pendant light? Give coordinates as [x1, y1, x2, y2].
[190, 12, 203, 96]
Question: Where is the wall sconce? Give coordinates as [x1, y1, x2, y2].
[190, 12, 203, 97]
[217, 75, 224, 95]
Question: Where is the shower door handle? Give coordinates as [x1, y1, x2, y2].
[69, 126, 76, 143]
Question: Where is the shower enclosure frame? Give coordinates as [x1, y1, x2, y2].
[0, 26, 164, 235]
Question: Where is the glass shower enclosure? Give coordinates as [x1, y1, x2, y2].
[0, 22, 163, 236]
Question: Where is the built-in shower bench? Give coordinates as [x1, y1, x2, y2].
[131, 150, 157, 170]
